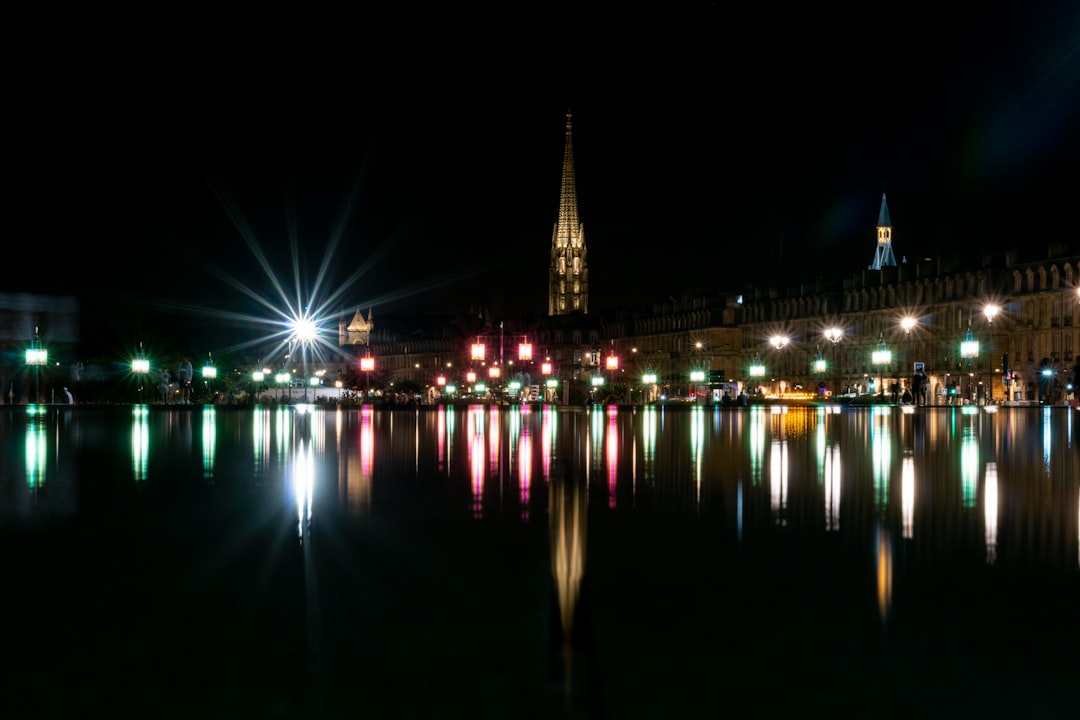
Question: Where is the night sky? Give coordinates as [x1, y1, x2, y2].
[7, 5, 1079, 354]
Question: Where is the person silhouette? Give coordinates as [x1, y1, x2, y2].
[177, 358, 193, 404]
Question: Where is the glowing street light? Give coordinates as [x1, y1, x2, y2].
[872, 333, 891, 401]
[202, 353, 217, 404]
[824, 327, 843, 396]
[132, 342, 150, 403]
[252, 367, 265, 404]
[961, 321, 979, 403]
[275, 371, 291, 402]
[749, 355, 766, 379]
[25, 326, 47, 404]
[360, 355, 375, 401]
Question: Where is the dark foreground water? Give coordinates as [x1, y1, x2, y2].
[1, 403, 1077, 719]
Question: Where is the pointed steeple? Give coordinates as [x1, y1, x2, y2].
[549, 110, 588, 315]
[869, 193, 897, 270]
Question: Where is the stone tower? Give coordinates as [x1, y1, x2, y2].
[869, 193, 897, 270]
[548, 110, 588, 315]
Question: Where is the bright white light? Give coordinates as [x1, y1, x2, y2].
[291, 316, 320, 344]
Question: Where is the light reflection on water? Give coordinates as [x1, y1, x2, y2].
[3, 404, 1077, 568]
[0, 403, 1077, 715]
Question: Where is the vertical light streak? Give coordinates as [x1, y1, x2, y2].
[641, 405, 657, 486]
[961, 428, 978, 508]
[275, 406, 291, 466]
[444, 405, 455, 471]
[489, 406, 500, 475]
[201, 405, 216, 480]
[469, 406, 485, 519]
[770, 438, 788, 526]
[347, 406, 372, 514]
[815, 410, 827, 483]
[292, 437, 315, 544]
[825, 445, 841, 532]
[542, 407, 555, 481]
[550, 473, 586, 649]
[984, 462, 998, 564]
[737, 479, 743, 543]
[519, 418, 532, 520]
[437, 405, 447, 469]
[749, 406, 765, 486]
[606, 407, 619, 509]
[690, 405, 704, 509]
[25, 408, 47, 489]
[252, 406, 268, 476]
[872, 408, 890, 510]
[131, 406, 149, 482]
[1042, 406, 1053, 476]
[875, 522, 893, 627]
[901, 454, 915, 539]
[590, 406, 604, 474]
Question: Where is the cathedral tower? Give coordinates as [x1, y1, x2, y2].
[869, 193, 897, 270]
[548, 111, 588, 315]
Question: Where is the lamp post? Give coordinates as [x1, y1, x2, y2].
[360, 355, 375, 402]
[749, 354, 765, 396]
[25, 326, 47, 404]
[872, 333, 891, 403]
[132, 342, 150, 404]
[960, 318, 979, 405]
[900, 316, 916, 400]
[252, 367, 265, 404]
[983, 304, 1000, 404]
[275, 371, 291, 402]
[202, 352, 217, 404]
[769, 335, 789, 397]
[824, 327, 843, 396]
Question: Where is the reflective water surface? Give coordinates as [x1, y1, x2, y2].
[2, 404, 1078, 718]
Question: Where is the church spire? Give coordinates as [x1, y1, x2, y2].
[549, 110, 588, 315]
[869, 193, 897, 270]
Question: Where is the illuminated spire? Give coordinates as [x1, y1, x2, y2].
[869, 193, 897, 270]
[549, 110, 589, 315]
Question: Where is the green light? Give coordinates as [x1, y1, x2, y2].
[643, 373, 657, 384]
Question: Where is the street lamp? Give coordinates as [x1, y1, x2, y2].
[202, 352, 217, 404]
[275, 371, 290, 402]
[960, 320, 979, 405]
[132, 342, 150, 404]
[824, 327, 843, 396]
[770, 335, 789, 396]
[252, 367, 265, 404]
[25, 327, 48, 404]
[983, 304, 1000, 403]
[360, 355, 375, 402]
[872, 333, 891, 402]
[900, 316, 916, 398]
[749, 354, 765, 396]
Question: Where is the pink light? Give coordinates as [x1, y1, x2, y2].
[436, 375, 446, 386]
[471, 343, 486, 361]
[606, 355, 619, 371]
[518, 343, 532, 361]
[488, 366, 501, 379]
[466, 371, 477, 383]
[360, 356, 375, 372]
[541, 362, 552, 375]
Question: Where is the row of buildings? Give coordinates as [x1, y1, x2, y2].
[341, 112, 1080, 406]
